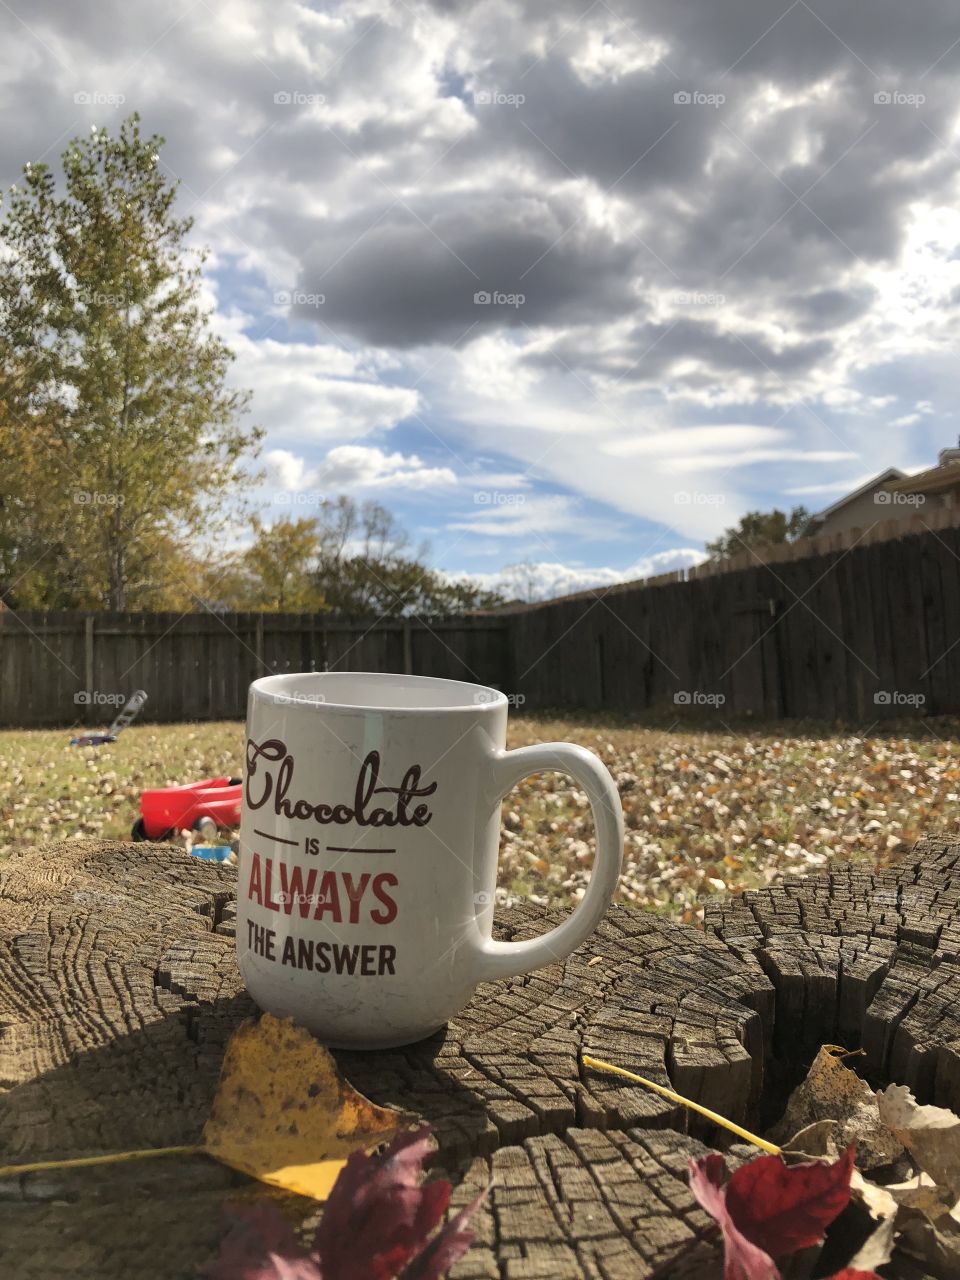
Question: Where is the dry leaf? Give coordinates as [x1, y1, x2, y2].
[783, 1119, 898, 1224]
[203, 1014, 402, 1198]
[206, 1127, 487, 1280]
[876, 1085, 960, 1196]
[844, 1215, 896, 1273]
[772, 1047, 902, 1170]
[891, 1185, 960, 1280]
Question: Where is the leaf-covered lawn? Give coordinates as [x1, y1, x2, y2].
[1, 715, 957, 919]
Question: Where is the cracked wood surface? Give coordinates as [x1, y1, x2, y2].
[0, 835, 959, 1278]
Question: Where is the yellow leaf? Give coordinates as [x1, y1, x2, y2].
[203, 1014, 402, 1199]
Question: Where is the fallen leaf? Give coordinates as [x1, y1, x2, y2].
[783, 1121, 897, 1224]
[876, 1085, 960, 1196]
[771, 1046, 902, 1170]
[206, 1126, 485, 1280]
[688, 1146, 855, 1279]
[397, 1185, 487, 1280]
[836, 1213, 896, 1275]
[688, 1154, 778, 1280]
[892, 1186, 960, 1279]
[204, 1204, 321, 1280]
[203, 1014, 402, 1199]
[313, 1127, 450, 1279]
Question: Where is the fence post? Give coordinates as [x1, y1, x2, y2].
[84, 615, 95, 723]
[255, 614, 265, 674]
[402, 619, 413, 674]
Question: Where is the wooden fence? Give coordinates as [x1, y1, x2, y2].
[0, 612, 509, 728]
[507, 514, 960, 721]
[2, 513, 959, 727]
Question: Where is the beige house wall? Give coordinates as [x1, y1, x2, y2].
[814, 481, 912, 538]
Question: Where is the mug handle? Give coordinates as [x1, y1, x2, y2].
[474, 742, 624, 982]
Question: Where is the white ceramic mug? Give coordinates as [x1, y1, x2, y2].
[237, 671, 624, 1048]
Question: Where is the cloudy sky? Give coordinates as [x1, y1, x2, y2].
[3, 1, 960, 598]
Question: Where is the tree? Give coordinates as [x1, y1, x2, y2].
[197, 498, 503, 617]
[705, 506, 813, 561]
[198, 517, 326, 612]
[0, 114, 260, 609]
[311, 496, 503, 617]
[242, 517, 326, 611]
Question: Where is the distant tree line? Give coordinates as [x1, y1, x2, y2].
[199, 496, 504, 616]
[705, 506, 814, 561]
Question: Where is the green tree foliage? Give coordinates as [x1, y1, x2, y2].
[202, 497, 504, 617]
[705, 506, 813, 562]
[198, 516, 326, 612]
[309, 496, 504, 618]
[0, 114, 260, 609]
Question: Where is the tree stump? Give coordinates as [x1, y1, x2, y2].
[1, 835, 959, 1279]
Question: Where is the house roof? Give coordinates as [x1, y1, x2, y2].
[886, 461, 960, 496]
[809, 467, 906, 522]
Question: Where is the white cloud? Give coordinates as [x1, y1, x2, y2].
[264, 445, 456, 494]
[316, 445, 456, 489]
[448, 494, 616, 539]
[213, 314, 420, 441]
[456, 548, 707, 602]
[784, 472, 886, 497]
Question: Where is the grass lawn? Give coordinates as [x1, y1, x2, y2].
[1, 714, 957, 921]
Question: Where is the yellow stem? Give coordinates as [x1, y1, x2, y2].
[582, 1054, 782, 1155]
[0, 1144, 206, 1178]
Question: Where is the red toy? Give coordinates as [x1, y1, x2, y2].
[132, 776, 242, 842]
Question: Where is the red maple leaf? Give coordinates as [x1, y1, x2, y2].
[688, 1146, 856, 1280]
[313, 1127, 454, 1280]
[206, 1126, 484, 1280]
[204, 1203, 322, 1280]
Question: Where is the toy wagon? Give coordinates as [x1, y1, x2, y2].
[131, 776, 242, 842]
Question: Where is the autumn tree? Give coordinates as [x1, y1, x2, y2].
[311, 496, 504, 617]
[705, 506, 813, 562]
[0, 114, 260, 609]
[197, 516, 326, 612]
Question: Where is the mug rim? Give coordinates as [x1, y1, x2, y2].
[249, 670, 509, 714]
